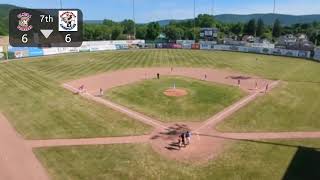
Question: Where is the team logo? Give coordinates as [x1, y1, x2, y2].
[59, 11, 78, 32]
[17, 12, 33, 31]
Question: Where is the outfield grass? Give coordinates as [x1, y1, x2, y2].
[217, 82, 320, 132]
[35, 140, 320, 180]
[18, 49, 320, 82]
[105, 76, 245, 122]
[0, 63, 151, 139]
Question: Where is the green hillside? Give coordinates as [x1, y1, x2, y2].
[157, 13, 320, 26]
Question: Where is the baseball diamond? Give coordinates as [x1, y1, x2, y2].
[1, 49, 320, 180]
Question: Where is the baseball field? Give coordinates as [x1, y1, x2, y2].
[1, 49, 320, 180]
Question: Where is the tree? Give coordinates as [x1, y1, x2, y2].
[272, 19, 282, 38]
[164, 25, 184, 40]
[256, 18, 265, 37]
[310, 31, 320, 46]
[103, 19, 116, 26]
[0, 26, 5, 36]
[183, 29, 194, 40]
[121, 19, 135, 35]
[230, 23, 243, 36]
[136, 25, 147, 39]
[146, 22, 160, 40]
[111, 25, 123, 40]
[196, 14, 216, 28]
[244, 19, 256, 36]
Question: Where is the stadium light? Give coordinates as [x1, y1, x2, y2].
[271, 0, 276, 38]
[193, 0, 196, 40]
[133, 0, 136, 39]
[211, 0, 215, 16]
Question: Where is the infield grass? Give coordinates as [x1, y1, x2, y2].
[35, 140, 320, 180]
[104, 76, 246, 122]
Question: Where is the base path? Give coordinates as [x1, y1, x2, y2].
[217, 131, 320, 140]
[195, 80, 280, 133]
[66, 67, 274, 95]
[27, 135, 150, 148]
[0, 113, 49, 180]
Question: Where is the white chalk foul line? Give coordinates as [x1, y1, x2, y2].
[194, 94, 258, 133]
[195, 80, 280, 133]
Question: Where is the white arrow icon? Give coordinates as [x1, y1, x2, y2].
[40, 29, 53, 39]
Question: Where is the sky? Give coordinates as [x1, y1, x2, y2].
[1, 0, 320, 22]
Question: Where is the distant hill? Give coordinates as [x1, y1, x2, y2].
[156, 14, 320, 26]
[215, 13, 320, 25]
[85, 13, 320, 26]
[85, 20, 104, 24]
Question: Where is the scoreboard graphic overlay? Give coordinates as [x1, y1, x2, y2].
[9, 9, 83, 47]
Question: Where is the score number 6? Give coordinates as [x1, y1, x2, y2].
[65, 34, 72, 43]
[22, 34, 28, 44]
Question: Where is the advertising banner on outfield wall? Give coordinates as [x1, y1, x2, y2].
[0, 53, 4, 60]
[28, 47, 44, 57]
[57, 47, 80, 54]
[199, 41, 217, 50]
[192, 43, 200, 49]
[212, 45, 311, 59]
[176, 40, 195, 45]
[8, 46, 43, 59]
[115, 44, 128, 50]
[79, 45, 90, 52]
[213, 45, 231, 51]
[8, 47, 29, 59]
[89, 44, 117, 52]
[314, 48, 320, 61]
[200, 44, 212, 50]
[43, 48, 59, 55]
[0, 46, 4, 60]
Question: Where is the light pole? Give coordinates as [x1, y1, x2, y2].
[59, 0, 63, 9]
[272, 0, 276, 39]
[211, 0, 215, 16]
[193, 0, 196, 41]
[133, 0, 136, 39]
[315, 31, 319, 46]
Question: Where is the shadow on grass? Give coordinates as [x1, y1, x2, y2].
[282, 147, 320, 180]
[198, 133, 320, 180]
[150, 124, 192, 151]
[226, 76, 252, 80]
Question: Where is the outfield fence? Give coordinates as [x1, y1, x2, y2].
[3, 40, 145, 60]
[1, 39, 319, 62]
[151, 42, 313, 60]
[0, 46, 5, 60]
[314, 48, 320, 61]
[207, 44, 312, 59]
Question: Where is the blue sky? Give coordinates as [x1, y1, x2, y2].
[1, 0, 320, 22]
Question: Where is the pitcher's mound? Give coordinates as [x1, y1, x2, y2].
[164, 88, 188, 97]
